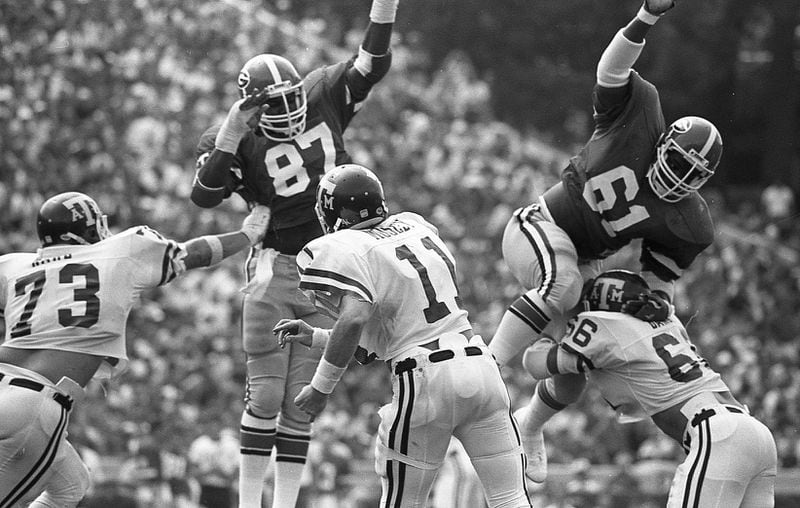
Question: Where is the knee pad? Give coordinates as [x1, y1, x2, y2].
[245, 375, 287, 419]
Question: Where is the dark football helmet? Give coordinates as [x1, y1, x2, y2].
[583, 270, 650, 313]
[648, 116, 723, 203]
[237, 54, 307, 142]
[37, 192, 110, 246]
[316, 164, 388, 234]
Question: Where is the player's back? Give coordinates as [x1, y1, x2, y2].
[562, 312, 728, 422]
[0, 226, 180, 377]
[300, 212, 472, 361]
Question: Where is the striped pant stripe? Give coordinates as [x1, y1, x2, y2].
[516, 211, 558, 302]
[384, 370, 415, 508]
[1, 405, 68, 508]
[682, 418, 712, 508]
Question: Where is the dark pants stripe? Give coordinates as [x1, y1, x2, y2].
[516, 212, 558, 302]
[682, 418, 711, 508]
[384, 370, 415, 508]
[1, 405, 68, 508]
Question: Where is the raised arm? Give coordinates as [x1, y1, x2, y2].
[191, 92, 271, 208]
[594, 1, 675, 116]
[346, 0, 399, 101]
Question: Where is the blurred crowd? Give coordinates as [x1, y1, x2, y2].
[2, 2, 799, 506]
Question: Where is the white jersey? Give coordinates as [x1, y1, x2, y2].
[0, 226, 186, 378]
[297, 212, 472, 361]
[558, 311, 729, 422]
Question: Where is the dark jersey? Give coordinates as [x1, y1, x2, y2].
[196, 60, 360, 252]
[542, 71, 714, 281]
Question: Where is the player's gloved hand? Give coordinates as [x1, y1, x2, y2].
[214, 88, 271, 153]
[240, 205, 271, 246]
[621, 292, 672, 322]
[644, 0, 675, 16]
[273, 319, 315, 349]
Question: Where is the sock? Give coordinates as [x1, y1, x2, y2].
[489, 290, 554, 366]
[239, 411, 276, 508]
[271, 426, 311, 508]
[524, 380, 568, 434]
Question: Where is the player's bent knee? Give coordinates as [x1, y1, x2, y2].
[245, 377, 288, 418]
[470, 451, 529, 508]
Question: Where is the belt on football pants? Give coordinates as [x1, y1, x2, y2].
[690, 405, 744, 427]
[392, 330, 483, 375]
[0, 373, 73, 411]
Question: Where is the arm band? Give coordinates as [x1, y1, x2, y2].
[201, 235, 224, 266]
[369, 0, 398, 23]
[311, 328, 331, 349]
[636, 4, 661, 25]
[310, 358, 347, 395]
[193, 172, 226, 192]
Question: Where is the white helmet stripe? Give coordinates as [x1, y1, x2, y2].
[698, 123, 720, 158]
[264, 56, 283, 84]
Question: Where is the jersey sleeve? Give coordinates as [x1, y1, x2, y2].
[592, 71, 663, 138]
[297, 237, 375, 317]
[559, 315, 626, 373]
[193, 125, 246, 199]
[305, 61, 359, 131]
[124, 226, 187, 287]
[641, 196, 715, 281]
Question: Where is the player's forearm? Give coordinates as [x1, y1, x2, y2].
[191, 151, 234, 208]
[181, 231, 251, 270]
[363, 0, 398, 54]
[522, 338, 559, 379]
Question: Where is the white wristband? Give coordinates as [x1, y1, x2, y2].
[369, 0, 398, 23]
[202, 235, 224, 265]
[311, 328, 331, 349]
[310, 358, 347, 395]
[636, 5, 661, 25]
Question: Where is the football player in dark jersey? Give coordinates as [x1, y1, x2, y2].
[487, 0, 724, 483]
[190, 1, 398, 506]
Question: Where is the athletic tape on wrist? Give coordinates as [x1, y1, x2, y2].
[636, 5, 661, 25]
[214, 117, 246, 154]
[310, 358, 346, 394]
[369, 0, 398, 23]
[311, 328, 332, 349]
[202, 235, 224, 265]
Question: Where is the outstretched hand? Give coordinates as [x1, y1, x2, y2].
[644, 0, 675, 16]
[621, 292, 672, 322]
[273, 318, 314, 348]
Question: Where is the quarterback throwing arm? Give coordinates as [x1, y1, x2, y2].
[524, 271, 778, 508]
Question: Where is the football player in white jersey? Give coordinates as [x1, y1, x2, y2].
[273, 164, 532, 508]
[0, 191, 270, 508]
[523, 270, 777, 508]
